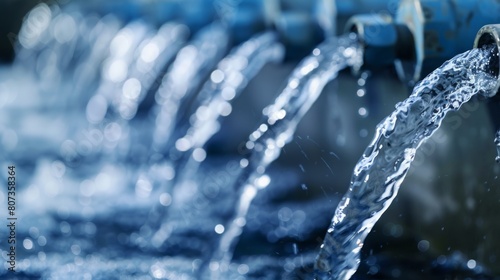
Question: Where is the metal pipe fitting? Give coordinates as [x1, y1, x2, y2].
[268, 0, 396, 58]
[474, 24, 500, 89]
[394, 0, 500, 83]
[62, 0, 397, 59]
[264, 0, 333, 59]
[474, 24, 500, 135]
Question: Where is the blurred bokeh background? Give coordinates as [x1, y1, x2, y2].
[0, 0, 500, 279]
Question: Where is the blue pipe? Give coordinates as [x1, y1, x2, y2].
[395, 0, 500, 83]
[346, 0, 500, 83]
[65, 0, 394, 55]
[347, 1, 500, 136]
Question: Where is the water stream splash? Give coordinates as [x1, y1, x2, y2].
[61, 21, 154, 164]
[149, 31, 284, 250]
[207, 33, 362, 278]
[171, 31, 285, 186]
[138, 23, 230, 246]
[314, 45, 498, 280]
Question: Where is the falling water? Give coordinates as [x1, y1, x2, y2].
[171, 31, 285, 184]
[148, 31, 283, 251]
[113, 23, 188, 122]
[314, 45, 498, 280]
[140, 23, 230, 245]
[14, 4, 96, 109]
[151, 23, 229, 155]
[71, 15, 123, 104]
[15, 3, 56, 72]
[63, 21, 188, 164]
[61, 21, 154, 164]
[207, 34, 362, 277]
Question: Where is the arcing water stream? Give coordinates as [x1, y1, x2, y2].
[314, 45, 498, 279]
[3, 4, 500, 279]
[207, 33, 363, 278]
[149, 31, 284, 252]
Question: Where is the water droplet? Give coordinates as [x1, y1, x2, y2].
[495, 130, 500, 163]
[141, 42, 160, 63]
[106, 59, 128, 82]
[245, 141, 255, 150]
[218, 102, 233, 117]
[240, 158, 249, 168]
[235, 217, 246, 227]
[38, 236, 47, 246]
[259, 124, 268, 132]
[237, 264, 249, 274]
[359, 129, 369, 138]
[210, 69, 225, 83]
[214, 224, 225, 234]
[356, 89, 365, 97]
[23, 239, 33, 250]
[86, 95, 108, 124]
[255, 174, 271, 188]
[221, 87, 236, 100]
[358, 107, 368, 117]
[151, 264, 166, 278]
[467, 259, 476, 269]
[417, 240, 430, 252]
[159, 193, 172, 206]
[122, 78, 142, 100]
[192, 148, 207, 162]
[175, 138, 191, 152]
[38, 252, 46, 261]
[278, 207, 293, 222]
[299, 164, 305, 172]
[289, 78, 299, 89]
[209, 261, 219, 271]
[71, 244, 81, 255]
[60, 221, 71, 235]
[357, 78, 366, 87]
[29, 227, 40, 239]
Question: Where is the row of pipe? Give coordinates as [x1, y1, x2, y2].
[71, 0, 500, 105]
[9, 0, 500, 277]
[347, 0, 500, 134]
[17, 0, 500, 77]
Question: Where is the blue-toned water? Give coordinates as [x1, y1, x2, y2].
[206, 33, 363, 279]
[169, 31, 284, 183]
[314, 46, 498, 280]
[149, 31, 285, 251]
[1, 4, 499, 280]
[494, 130, 500, 162]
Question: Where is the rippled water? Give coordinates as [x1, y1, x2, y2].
[314, 46, 498, 280]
